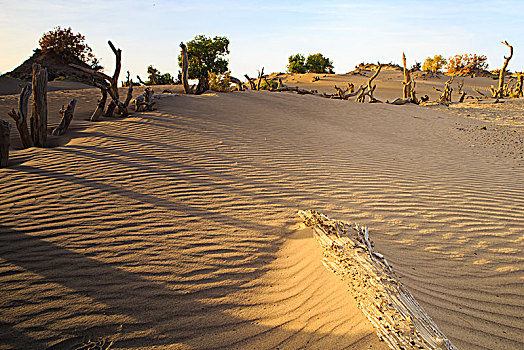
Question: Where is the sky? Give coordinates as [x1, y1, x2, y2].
[0, 0, 523, 81]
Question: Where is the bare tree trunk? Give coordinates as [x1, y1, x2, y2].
[180, 42, 191, 94]
[52, 99, 77, 136]
[31, 63, 48, 147]
[7, 85, 32, 148]
[495, 41, 513, 98]
[0, 120, 10, 167]
[124, 80, 134, 107]
[195, 76, 209, 95]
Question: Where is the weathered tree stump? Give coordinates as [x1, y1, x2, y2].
[402, 53, 412, 99]
[31, 63, 48, 147]
[0, 120, 10, 167]
[7, 85, 33, 148]
[52, 99, 77, 136]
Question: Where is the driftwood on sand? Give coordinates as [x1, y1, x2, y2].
[298, 210, 456, 350]
[0, 120, 10, 168]
[7, 84, 33, 148]
[70, 41, 132, 119]
[435, 76, 454, 105]
[51, 99, 77, 136]
[355, 63, 382, 103]
[31, 63, 48, 147]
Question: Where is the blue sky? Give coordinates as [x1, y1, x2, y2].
[1, 0, 523, 81]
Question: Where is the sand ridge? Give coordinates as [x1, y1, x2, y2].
[0, 78, 523, 349]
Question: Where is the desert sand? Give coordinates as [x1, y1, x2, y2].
[0, 71, 523, 349]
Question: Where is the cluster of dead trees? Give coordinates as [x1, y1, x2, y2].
[1, 63, 77, 167]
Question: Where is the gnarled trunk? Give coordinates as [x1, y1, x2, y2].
[31, 63, 48, 147]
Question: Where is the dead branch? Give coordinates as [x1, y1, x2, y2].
[229, 76, 244, 91]
[134, 87, 156, 112]
[438, 76, 454, 105]
[473, 88, 488, 98]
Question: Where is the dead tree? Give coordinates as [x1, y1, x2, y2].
[356, 63, 382, 103]
[7, 85, 32, 148]
[52, 99, 77, 136]
[0, 120, 10, 167]
[436, 76, 454, 105]
[70, 40, 130, 118]
[244, 74, 257, 90]
[136, 75, 148, 86]
[333, 84, 363, 100]
[90, 82, 108, 122]
[31, 63, 48, 147]
[229, 76, 244, 91]
[457, 79, 467, 102]
[402, 53, 412, 99]
[134, 87, 156, 112]
[257, 68, 265, 91]
[515, 74, 523, 98]
[492, 41, 513, 98]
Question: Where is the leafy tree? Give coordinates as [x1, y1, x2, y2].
[146, 65, 174, 85]
[178, 35, 229, 80]
[306, 53, 334, 73]
[39, 26, 99, 68]
[422, 55, 447, 73]
[287, 54, 307, 73]
[446, 54, 488, 76]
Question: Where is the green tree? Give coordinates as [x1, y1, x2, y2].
[305, 53, 334, 73]
[422, 55, 447, 73]
[287, 54, 307, 73]
[39, 26, 99, 68]
[178, 35, 230, 80]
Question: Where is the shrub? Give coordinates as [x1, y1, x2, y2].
[39, 26, 99, 68]
[178, 35, 229, 80]
[208, 71, 232, 92]
[422, 55, 447, 73]
[287, 54, 307, 73]
[446, 54, 488, 76]
[306, 53, 334, 73]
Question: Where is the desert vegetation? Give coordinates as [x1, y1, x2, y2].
[288, 53, 334, 73]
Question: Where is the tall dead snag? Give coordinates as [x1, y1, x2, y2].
[402, 53, 412, 99]
[0, 120, 10, 167]
[457, 80, 467, 102]
[180, 42, 191, 94]
[31, 63, 48, 147]
[7, 85, 33, 148]
[52, 99, 77, 136]
[244, 74, 256, 90]
[70, 40, 129, 118]
[494, 41, 513, 98]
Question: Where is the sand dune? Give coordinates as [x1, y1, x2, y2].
[0, 77, 522, 349]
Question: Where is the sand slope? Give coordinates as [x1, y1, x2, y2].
[0, 84, 523, 349]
